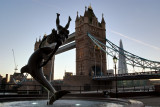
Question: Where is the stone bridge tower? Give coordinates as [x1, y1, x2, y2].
[75, 6, 106, 76]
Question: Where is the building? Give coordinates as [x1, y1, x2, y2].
[9, 74, 14, 83]
[107, 69, 114, 75]
[0, 75, 3, 84]
[5, 74, 8, 83]
[118, 39, 128, 74]
[64, 72, 73, 77]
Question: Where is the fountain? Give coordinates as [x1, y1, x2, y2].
[0, 98, 144, 107]
[20, 13, 71, 105]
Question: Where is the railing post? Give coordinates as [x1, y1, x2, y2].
[27, 86, 29, 95]
[123, 85, 124, 92]
[3, 89, 5, 95]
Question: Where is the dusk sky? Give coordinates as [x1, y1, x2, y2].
[0, 0, 160, 79]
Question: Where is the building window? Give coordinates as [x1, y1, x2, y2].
[79, 50, 83, 58]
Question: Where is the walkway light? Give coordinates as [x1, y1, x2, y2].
[113, 55, 118, 98]
[113, 56, 117, 64]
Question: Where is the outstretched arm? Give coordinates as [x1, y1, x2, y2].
[39, 36, 47, 48]
[65, 16, 71, 29]
[56, 13, 61, 31]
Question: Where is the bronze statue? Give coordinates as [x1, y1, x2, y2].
[21, 13, 71, 105]
[39, 13, 71, 67]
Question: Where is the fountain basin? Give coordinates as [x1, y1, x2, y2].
[0, 98, 144, 107]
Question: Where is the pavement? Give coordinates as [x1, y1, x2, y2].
[1, 92, 159, 106]
[124, 96, 160, 107]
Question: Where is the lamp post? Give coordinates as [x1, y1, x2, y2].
[113, 55, 118, 98]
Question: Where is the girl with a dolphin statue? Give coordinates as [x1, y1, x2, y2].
[21, 13, 71, 105]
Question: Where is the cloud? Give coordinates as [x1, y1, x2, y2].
[110, 30, 160, 51]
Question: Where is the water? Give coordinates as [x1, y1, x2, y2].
[0, 93, 17, 95]
[0, 99, 128, 107]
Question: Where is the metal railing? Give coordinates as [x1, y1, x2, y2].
[0, 84, 44, 95]
[94, 71, 160, 78]
[0, 84, 155, 96]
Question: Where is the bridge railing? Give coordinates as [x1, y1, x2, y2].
[93, 71, 160, 78]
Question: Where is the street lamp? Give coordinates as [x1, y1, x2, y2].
[113, 55, 118, 98]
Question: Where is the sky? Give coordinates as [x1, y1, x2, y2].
[0, 0, 160, 80]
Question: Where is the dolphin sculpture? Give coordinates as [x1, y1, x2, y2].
[21, 13, 71, 105]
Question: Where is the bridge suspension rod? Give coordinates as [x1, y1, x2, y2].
[87, 32, 160, 70]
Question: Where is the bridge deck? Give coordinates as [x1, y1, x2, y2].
[56, 33, 75, 55]
[93, 71, 160, 81]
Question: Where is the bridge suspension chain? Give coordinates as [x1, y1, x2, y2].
[87, 32, 160, 70]
[13, 73, 28, 85]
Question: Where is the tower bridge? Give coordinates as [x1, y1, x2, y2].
[34, 6, 160, 87]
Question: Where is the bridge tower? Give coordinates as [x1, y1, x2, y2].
[75, 6, 106, 76]
[34, 35, 54, 81]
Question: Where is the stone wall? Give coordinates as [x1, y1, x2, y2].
[62, 75, 112, 91]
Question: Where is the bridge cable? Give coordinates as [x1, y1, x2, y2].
[87, 32, 160, 70]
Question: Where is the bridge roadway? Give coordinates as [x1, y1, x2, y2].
[93, 71, 160, 81]
[46, 32, 76, 55]
[56, 33, 75, 55]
